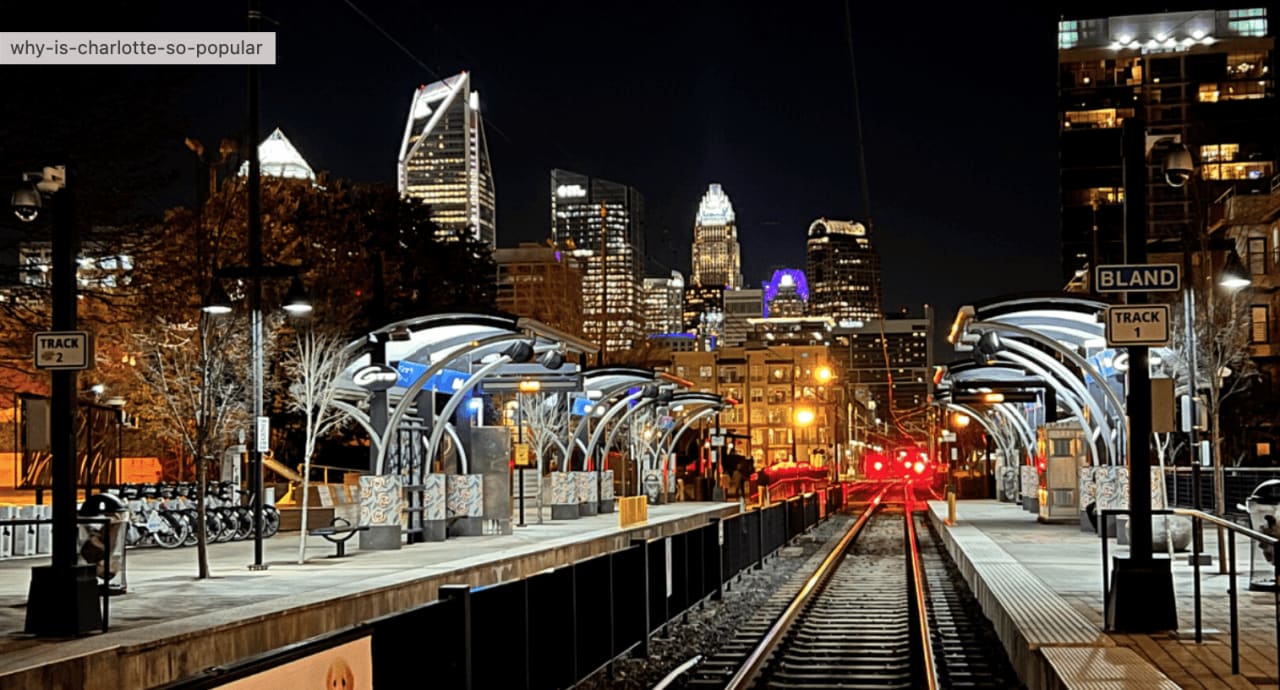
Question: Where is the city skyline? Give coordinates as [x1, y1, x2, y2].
[29, 1, 1064, 330]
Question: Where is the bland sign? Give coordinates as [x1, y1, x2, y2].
[1095, 264, 1181, 292]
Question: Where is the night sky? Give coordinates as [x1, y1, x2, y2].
[12, 1, 1216, 336]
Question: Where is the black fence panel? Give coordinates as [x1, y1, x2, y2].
[786, 497, 803, 540]
[746, 508, 762, 567]
[575, 554, 614, 677]
[528, 567, 577, 690]
[647, 538, 668, 632]
[373, 596, 466, 688]
[472, 580, 529, 689]
[765, 503, 787, 554]
[612, 544, 647, 657]
[703, 522, 722, 598]
[671, 531, 689, 616]
[805, 492, 819, 528]
[721, 513, 742, 580]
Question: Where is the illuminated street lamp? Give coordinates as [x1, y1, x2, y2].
[792, 406, 815, 463]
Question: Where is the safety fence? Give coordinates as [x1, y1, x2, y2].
[160, 485, 847, 689]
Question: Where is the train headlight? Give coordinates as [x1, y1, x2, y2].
[913, 461, 926, 474]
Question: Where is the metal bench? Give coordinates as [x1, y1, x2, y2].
[307, 517, 368, 558]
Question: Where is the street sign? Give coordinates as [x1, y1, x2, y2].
[1105, 305, 1171, 346]
[33, 330, 93, 370]
[513, 442, 531, 467]
[1095, 264, 1181, 292]
[256, 416, 270, 453]
[710, 435, 726, 447]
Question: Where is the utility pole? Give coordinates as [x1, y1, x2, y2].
[246, 0, 267, 571]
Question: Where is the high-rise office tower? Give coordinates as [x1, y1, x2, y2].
[683, 283, 724, 348]
[494, 243, 584, 338]
[643, 271, 685, 336]
[1059, 8, 1276, 288]
[691, 183, 742, 289]
[763, 269, 808, 318]
[398, 71, 497, 246]
[723, 288, 764, 347]
[806, 218, 881, 323]
[550, 169, 646, 357]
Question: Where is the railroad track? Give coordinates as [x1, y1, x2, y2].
[675, 485, 1022, 690]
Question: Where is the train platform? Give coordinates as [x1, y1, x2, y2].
[0, 501, 740, 690]
[929, 498, 1279, 690]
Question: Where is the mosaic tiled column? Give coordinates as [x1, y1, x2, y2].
[598, 469, 616, 513]
[446, 474, 484, 537]
[1079, 466, 1098, 533]
[576, 471, 599, 517]
[422, 473, 447, 541]
[548, 472, 578, 520]
[358, 475, 403, 551]
[1020, 465, 1040, 513]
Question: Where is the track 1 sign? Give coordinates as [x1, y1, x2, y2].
[1105, 305, 1171, 347]
[33, 331, 93, 370]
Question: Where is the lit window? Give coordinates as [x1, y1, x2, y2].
[1064, 108, 1132, 129]
[1251, 305, 1270, 344]
[1201, 144, 1240, 162]
[1198, 83, 1221, 103]
[1249, 236, 1268, 275]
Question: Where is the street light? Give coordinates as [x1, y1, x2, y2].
[202, 265, 310, 570]
[1219, 249, 1251, 290]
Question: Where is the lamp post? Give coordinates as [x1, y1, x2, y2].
[203, 268, 310, 570]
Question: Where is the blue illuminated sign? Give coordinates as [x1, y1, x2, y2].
[394, 361, 469, 392]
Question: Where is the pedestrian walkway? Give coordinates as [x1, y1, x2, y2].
[930, 499, 1280, 690]
[0, 501, 739, 690]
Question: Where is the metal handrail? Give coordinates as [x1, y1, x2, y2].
[905, 484, 940, 690]
[724, 484, 889, 689]
[1100, 507, 1279, 680]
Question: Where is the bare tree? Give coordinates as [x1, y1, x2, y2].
[517, 392, 568, 473]
[281, 321, 353, 563]
[132, 316, 249, 578]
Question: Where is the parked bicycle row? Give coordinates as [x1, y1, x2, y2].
[104, 482, 281, 550]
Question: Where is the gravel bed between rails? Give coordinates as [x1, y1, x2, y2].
[577, 511, 856, 690]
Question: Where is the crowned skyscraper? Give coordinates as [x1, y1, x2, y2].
[691, 184, 742, 289]
[397, 71, 497, 246]
[806, 218, 881, 323]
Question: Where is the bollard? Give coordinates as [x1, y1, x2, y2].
[947, 487, 957, 525]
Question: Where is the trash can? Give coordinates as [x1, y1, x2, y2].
[78, 493, 129, 595]
[1240, 479, 1280, 591]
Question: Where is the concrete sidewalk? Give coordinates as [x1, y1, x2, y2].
[931, 499, 1280, 690]
[0, 501, 739, 689]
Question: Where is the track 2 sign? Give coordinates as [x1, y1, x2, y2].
[33, 331, 93, 370]
[1105, 305, 1171, 347]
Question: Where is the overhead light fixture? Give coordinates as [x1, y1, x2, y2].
[281, 275, 312, 315]
[201, 280, 233, 315]
[518, 379, 541, 393]
[1220, 249, 1251, 290]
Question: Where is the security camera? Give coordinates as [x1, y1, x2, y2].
[1163, 145, 1194, 188]
[10, 186, 42, 222]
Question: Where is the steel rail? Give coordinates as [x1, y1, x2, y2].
[723, 484, 891, 690]
[905, 483, 940, 690]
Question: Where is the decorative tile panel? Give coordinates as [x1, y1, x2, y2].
[600, 470, 615, 500]
[423, 473, 447, 521]
[575, 471, 599, 503]
[359, 475, 404, 527]
[548, 472, 576, 505]
[446, 474, 484, 518]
